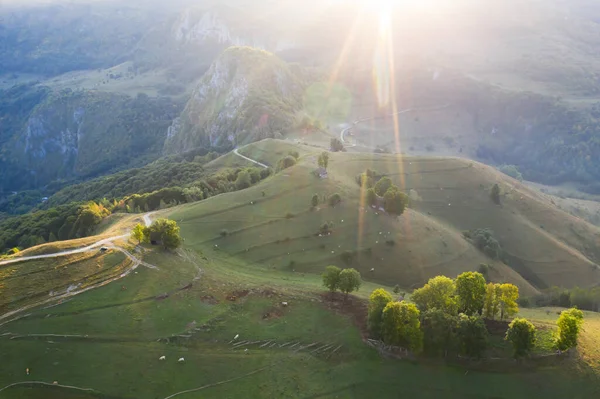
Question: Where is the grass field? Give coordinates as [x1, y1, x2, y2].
[2, 140, 600, 398]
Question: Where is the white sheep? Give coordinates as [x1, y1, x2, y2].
[159, 356, 166, 361]
[178, 357, 185, 362]
[370, 268, 375, 272]
[233, 334, 239, 340]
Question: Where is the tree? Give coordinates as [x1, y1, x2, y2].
[411, 276, 458, 314]
[483, 283, 501, 319]
[505, 318, 536, 358]
[288, 151, 300, 160]
[235, 170, 252, 190]
[393, 284, 400, 294]
[311, 194, 319, 208]
[456, 271, 487, 315]
[338, 268, 362, 297]
[330, 138, 345, 152]
[366, 188, 377, 206]
[318, 152, 329, 170]
[457, 314, 488, 358]
[374, 177, 392, 196]
[329, 193, 342, 207]
[146, 218, 182, 250]
[383, 187, 409, 215]
[381, 301, 423, 352]
[491, 183, 501, 204]
[322, 265, 342, 292]
[498, 283, 519, 319]
[555, 308, 584, 350]
[422, 309, 459, 356]
[277, 156, 296, 171]
[131, 223, 145, 244]
[368, 289, 393, 339]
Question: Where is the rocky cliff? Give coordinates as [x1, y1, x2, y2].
[2, 90, 181, 190]
[164, 46, 306, 154]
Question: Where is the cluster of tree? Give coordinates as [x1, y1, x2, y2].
[0, 201, 110, 253]
[296, 114, 324, 131]
[355, 169, 382, 188]
[370, 272, 585, 359]
[361, 175, 409, 216]
[0, 190, 44, 215]
[1, 165, 271, 252]
[322, 266, 362, 296]
[527, 286, 600, 312]
[44, 149, 223, 209]
[463, 228, 502, 259]
[131, 218, 181, 250]
[113, 166, 271, 213]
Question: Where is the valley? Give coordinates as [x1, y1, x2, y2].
[2, 0, 600, 398]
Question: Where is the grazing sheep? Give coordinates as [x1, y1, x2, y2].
[53, 381, 58, 385]
[159, 356, 166, 361]
[370, 268, 375, 272]
[281, 302, 288, 306]
[178, 357, 185, 362]
[233, 334, 239, 340]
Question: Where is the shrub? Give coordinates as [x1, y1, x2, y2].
[311, 194, 319, 207]
[505, 318, 536, 358]
[330, 137, 345, 152]
[383, 187, 408, 215]
[466, 228, 502, 259]
[555, 308, 584, 350]
[288, 150, 300, 159]
[490, 184, 501, 204]
[340, 250, 355, 265]
[374, 177, 392, 196]
[385, 239, 395, 246]
[285, 212, 295, 219]
[277, 156, 296, 171]
[220, 229, 229, 237]
[329, 193, 342, 206]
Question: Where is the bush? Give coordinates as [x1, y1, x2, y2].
[555, 308, 584, 350]
[490, 184, 501, 204]
[220, 229, 229, 237]
[329, 193, 342, 207]
[288, 151, 300, 159]
[374, 177, 392, 196]
[277, 156, 296, 171]
[330, 138, 345, 152]
[505, 318, 536, 358]
[311, 194, 319, 208]
[466, 228, 502, 259]
[340, 250, 355, 265]
[285, 212, 295, 219]
[383, 187, 409, 215]
[385, 239, 395, 246]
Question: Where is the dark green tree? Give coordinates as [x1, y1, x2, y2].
[457, 314, 488, 358]
[374, 177, 392, 196]
[490, 183, 501, 204]
[311, 194, 319, 207]
[422, 309, 459, 356]
[322, 265, 342, 292]
[338, 268, 362, 297]
[144, 218, 182, 250]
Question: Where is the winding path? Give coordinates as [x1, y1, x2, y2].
[233, 147, 268, 169]
[0, 212, 157, 323]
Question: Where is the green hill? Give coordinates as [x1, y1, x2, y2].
[170, 140, 600, 294]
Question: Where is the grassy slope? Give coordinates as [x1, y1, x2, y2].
[2, 140, 600, 397]
[176, 140, 600, 293]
